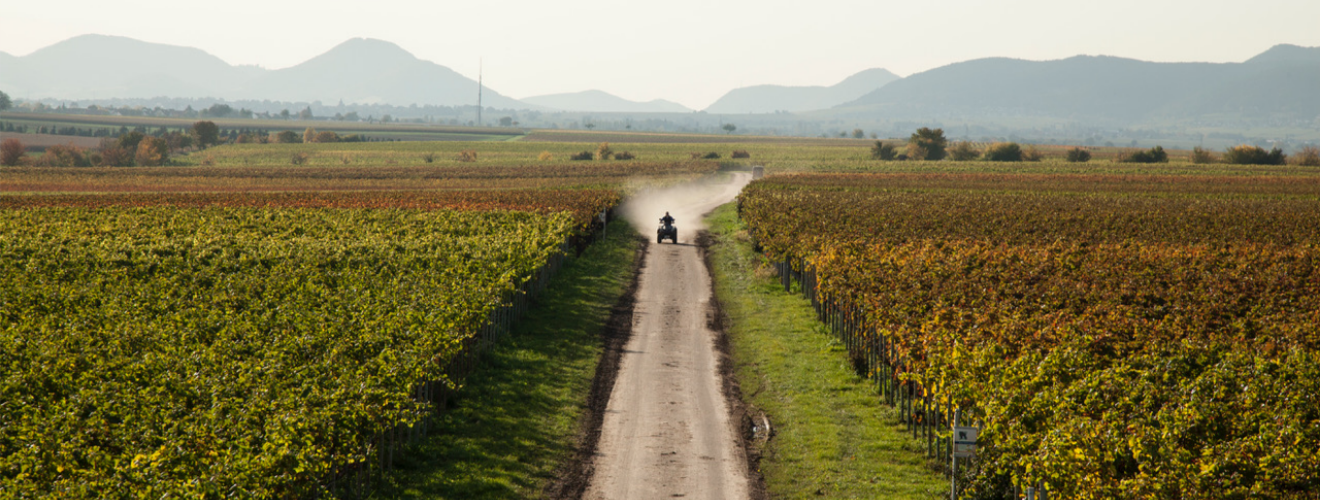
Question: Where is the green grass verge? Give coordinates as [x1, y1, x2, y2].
[379, 220, 640, 499]
[705, 204, 946, 499]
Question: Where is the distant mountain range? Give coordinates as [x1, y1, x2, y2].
[2, 35, 1318, 128]
[835, 44, 1320, 125]
[522, 90, 692, 113]
[0, 35, 524, 108]
[704, 68, 899, 114]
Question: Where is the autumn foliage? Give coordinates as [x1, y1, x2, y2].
[0, 138, 23, 166]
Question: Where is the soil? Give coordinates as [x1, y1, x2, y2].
[571, 173, 755, 500]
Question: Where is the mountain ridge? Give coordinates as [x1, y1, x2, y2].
[0, 35, 523, 108]
[703, 68, 899, 114]
[521, 89, 692, 113]
[835, 45, 1320, 126]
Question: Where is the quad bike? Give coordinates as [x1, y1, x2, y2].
[657, 221, 678, 243]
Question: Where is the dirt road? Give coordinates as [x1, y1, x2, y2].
[584, 173, 753, 500]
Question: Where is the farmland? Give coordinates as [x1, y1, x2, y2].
[1, 205, 584, 496]
[4, 130, 1320, 497]
[0, 140, 701, 496]
[737, 172, 1320, 498]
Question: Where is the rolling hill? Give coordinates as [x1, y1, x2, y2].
[0, 35, 523, 109]
[836, 45, 1320, 125]
[521, 90, 691, 113]
[703, 68, 899, 114]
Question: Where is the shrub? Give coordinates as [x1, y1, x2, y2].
[948, 142, 981, 161]
[457, 150, 478, 162]
[1293, 146, 1320, 167]
[315, 131, 340, 144]
[570, 151, 593, 161]
[303, 127, 318, 143]
[538, 151, 553, 161]
[422, 152, 436, 163]
[1022, 146, 1044, 162]
[38, 145, 92, 168]
[701, 152, 721, 159]
[96, 146, 134, 167]
[1, 138, 24, 166]
[871, 141, 897, 160]
[273, 130, 301, 144]
[614, 151, 635, 160]
[1065, 147, 1092, 163]
[289, 152, 310, 166]
[984, 142, 1024, 162]
[38, 144, 92, 167]
[1117, 146, 1169, 164]
[904, 144, 928, 161]
[1222, 145, 1285, 165]
[596, 142, 613, 160]
[1190, 146, 1217, 164]
[732, 150, 751, 159]
[908, 127, 948, 160]
[134, 137, 168, 167]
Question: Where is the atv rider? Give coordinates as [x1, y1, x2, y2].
[660, 212, 675, 227]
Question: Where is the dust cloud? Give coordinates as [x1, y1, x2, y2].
[618, 172, 753, 244]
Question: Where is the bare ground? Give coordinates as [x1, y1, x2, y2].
[571, 173, 754, 500]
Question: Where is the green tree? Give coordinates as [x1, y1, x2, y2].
[723, 123, 737, 134]
[852, 128, 864, 139]
[192, 121, 220, 148]
[298, 106, 314, 120]
[908, 127, 948, 160]
[117, 131, 146, 153]
[0, 90, 11, 111]
[203, 103, 233, 118]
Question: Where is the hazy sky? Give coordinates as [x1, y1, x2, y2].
[4, 0, 1319, 109]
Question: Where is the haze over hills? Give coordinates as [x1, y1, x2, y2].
[703, 68, 900, 114]
[836, 44, 1320, 126]
[2, 35, 1318, 136]
[0, 35, 263, 100]
[522, 90, 692, 113]
[0, 35, 523, 108]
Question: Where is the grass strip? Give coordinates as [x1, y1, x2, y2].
[380, 219, 641, 499]
[705, 204, 947, 499]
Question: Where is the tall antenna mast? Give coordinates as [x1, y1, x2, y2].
[483, 57, 488, 127]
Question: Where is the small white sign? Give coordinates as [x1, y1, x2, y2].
[954, 426, 979, 458]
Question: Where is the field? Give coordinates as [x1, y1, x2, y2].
[737, 171, 1320, 498]
[0, 140, 709, 496]
[0, 111, 522, 143]
[5, 130, 1319, 497]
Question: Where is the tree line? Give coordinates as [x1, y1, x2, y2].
[0, 121, 386, 168]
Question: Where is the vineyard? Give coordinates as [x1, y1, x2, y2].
[0, 133, 647, 500]
[0, 203, 590, 496]
[738, 173, 1320, 498]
